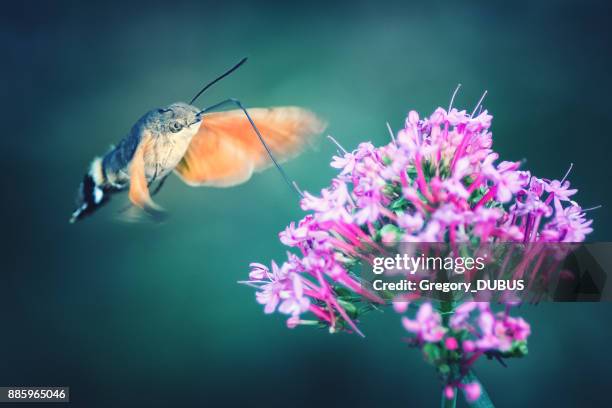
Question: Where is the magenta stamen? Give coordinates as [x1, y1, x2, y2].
[522, 214, 532, 243]
[470, 90, 488, 117]
[304, 288, 326, 301]
[560, 162, 573, 184]
[474, 185, 497, 209]
[386, 122, 397, 145]
[309, 304, 332, 323]
[544, 192, 554, 205]
[380, 207, 398, 222]
[467, 174, 484, 193]
[450, 131, 470, 173]
[400, 169, 409, 188]
[582, 205, 602, 212]
[529, 215, 542, 242]
[333, 222, 364, 248]
[327, 135, 348, 154]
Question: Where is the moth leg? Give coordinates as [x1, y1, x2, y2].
[151, 175, 169, 197]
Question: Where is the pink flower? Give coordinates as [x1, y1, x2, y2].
[331, 152, 357, 176]
[244, 98, 597, 406]
[444, 385, 455, 400]
[495, 163, 526, 203]
[392, 301, 410, 313]
[474, 310, 500, 350]
[445, 337, 459, 350]
[472, 309, 531, 352]
[464, 382, 481, 402]
[546, 203, 593, 242]
[471, 207, 503, 240]
[245, 101, 590, 352]
[529, 176, 545, 197]
[432, 204, 467, 225]
[397, 212, 424, 233]
[355, 199, 381, 224]
[248, 263, 269, 280]
[442, 178, 470, 199]
[513, 190, 552, 217]
[301, 182, 354, 223]
[402, 303, 447, 342]
[278, 273, 310, 316]
[279, 221, 309, 247]
[492, 315, 531, 351]
[544, 179, 577, 202]
[449, 302, 477, 330]
[286, 316, 301, 329]
[254, 261, 288, 314]
[462, 340, 476, 353]
[447, 108, 469, 126]
[252, 261, 310, 317]
[470, 110, 493, 129]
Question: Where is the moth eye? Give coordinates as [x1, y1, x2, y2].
[170, 121, 183, 133]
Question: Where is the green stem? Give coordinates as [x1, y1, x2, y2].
[439, 300, 454, 325]
[440, 300, 456, 408]
[436, 299, 495, 408]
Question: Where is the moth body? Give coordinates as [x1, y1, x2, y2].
[71, 102, 201, 222]
[70, 101, 325, 223]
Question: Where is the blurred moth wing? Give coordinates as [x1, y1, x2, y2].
[174, 107, 325, 187]
[127, 134, 164, 213]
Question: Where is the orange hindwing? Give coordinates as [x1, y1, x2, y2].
[174, 107, 325, 187]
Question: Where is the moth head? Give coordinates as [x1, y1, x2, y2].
[144, 102, 202, 136]
[138, 57, 249, 137]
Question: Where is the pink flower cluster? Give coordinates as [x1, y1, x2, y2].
[244, 102, 592, 333]
[396, 300, 530, 401]
[242, 98, 594, 404]
[450, 302, 531, 352]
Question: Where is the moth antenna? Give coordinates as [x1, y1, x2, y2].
[189, 57, 248, 105]
[197, 98, 300, 195]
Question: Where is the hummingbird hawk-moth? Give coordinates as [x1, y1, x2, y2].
[70, 58, 325, 223]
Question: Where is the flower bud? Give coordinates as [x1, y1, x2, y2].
[462, 340, 476, 353]
[444, 337, 459, 350]
[464, 382, 481, 402]
[286, 316, 300, 329]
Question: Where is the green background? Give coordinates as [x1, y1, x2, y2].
[3, 0, 611, 406]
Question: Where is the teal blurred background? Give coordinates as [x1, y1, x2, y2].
[3, 0, 612, 406]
